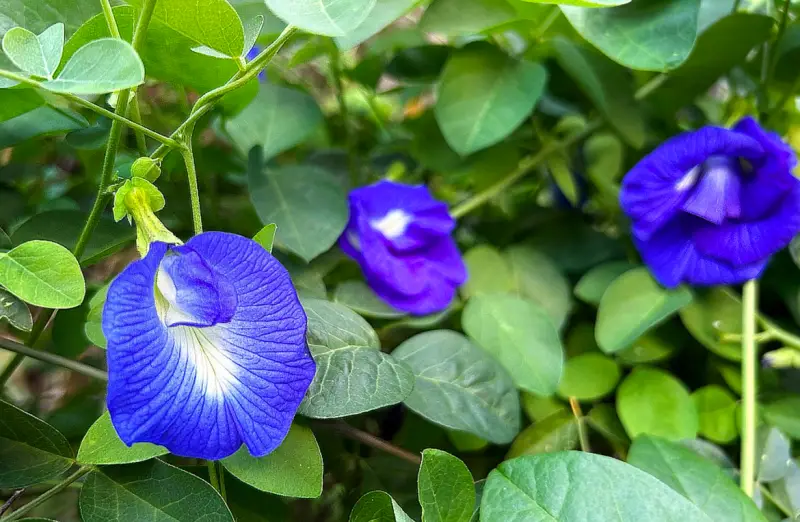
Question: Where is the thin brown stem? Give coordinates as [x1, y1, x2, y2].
[316, 420, 421, 466]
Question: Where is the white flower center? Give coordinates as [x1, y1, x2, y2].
[675, 165, 701, 192]
[370, 209, 412, 239]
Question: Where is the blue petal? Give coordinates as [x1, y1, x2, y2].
[620, 127, 763, 241]
[635, 216, 767, 287]
[103, 232, 315, 460]
[159, 246, 237, 328]
[680, 156, 742, 225]
[693, 184, 800, 266]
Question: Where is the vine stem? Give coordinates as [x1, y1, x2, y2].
[0, 337, 108, 381]
[1, 467, 92, 522]
[206, 461, 222, 496]
[569, 398, 590, 453]
[740, 279, 758, 498]
[315, 420, 422, 466]
[330, 49, 357, 186]
[180, 124, 203, 234]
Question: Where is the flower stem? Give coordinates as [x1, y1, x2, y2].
[179, 126, 203, 235]
[100, 0, 121, 38]
[207, 461, 222, 496]
[740, 279, 759, 498]
[0, 310, 55, 387]
[569, 397, 591, 453]
[1, 466, 92, 522]
[0, 336, 108, 381]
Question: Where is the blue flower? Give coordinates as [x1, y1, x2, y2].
[246, 45, 266, 82]
[340, 180, 467, 315]
[620, 117, 800, 287]
[102, 232, 315, 460]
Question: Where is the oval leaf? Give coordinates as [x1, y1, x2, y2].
[691, 385, 738, 444]
[463, 293, 563, 397]
[596, 267, 693, 354]
[617, 367, 699, 441]
[557, 353, 620, 401]
[507, 412, 579, 459]
[0, 240, 85, 309]
[43, 38, 144, 94]
[435, 42, 547, 155]
[350, 491, 414, 522]
[393, 330, 521, 444]
[0, 399, 73, 488]
[298, 298, 415, 418]
[482, 452, 714, 522]
[222, 424, 323, 498]
[265, 0, 377, 37]
[0, 288, 33, 331]
[2, 23, 64, 78]
[334, 280, 406, 319]
[77, 412, 168, 465]
[418, 449, 475, 522]
[460, 245, 514, 299]
[679, 288, 743, 361]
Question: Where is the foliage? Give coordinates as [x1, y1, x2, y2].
[0, 0, 799, 522]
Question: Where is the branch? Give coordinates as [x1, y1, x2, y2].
[315, 420, 422, 466]
[0, 337, 108, 381]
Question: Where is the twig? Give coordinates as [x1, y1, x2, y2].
[0, 491, 24, 518]
[315, 420, 421, 466]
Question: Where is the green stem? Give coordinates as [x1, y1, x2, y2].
[758, 482, 795, 518]
[0, 309, 55, 387]
[100, 0, 121, 38]
[180, 128, 203, 234]
[217, 462, 227, 502]
[331, 49, 357, 186]
[0, 337, 107, 381]
[534, 6, 560, 40]
[128, 94, 149, 155]
[0, 70, 176, 147]
[569, 398, 591, 453]
[740, 279, 758, 498]
[1, 466, 92, 522]
[150, 25, 298, 161]
[207, 460, 221, 495]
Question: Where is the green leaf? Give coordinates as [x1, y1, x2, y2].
[561, 0, 701, 72]
[551, 37, 646, 148]
[482, 452, 713, 522]
[0, 399, 73, 488]
[0, 288, 32, 331]
[350, 491, 414, 522]
[692, 385, 738, 444]
[265, 0, 376, 37]
[77, 412, 167, 465]
[248, 162, 348, 262]
[128, 0, 245, 57]
[2, 23, 64, 78]
[42, 38, 144, 94]
[334, 280, 406, 319]
[0, 240, 85, 309]
[222, 424, 323, 498]
[420, 0, 519, 36]
[418, 450, 475, 522]
[463, 293, 563, 397]
[763, 396, 800, 439]
[0, 0, 101, 35]
[298, 298, 415, 418]
[64, 6, 254, 106]
[0, 89, 44, 123]
[628, 436, 766, 522]
[596, 267, 693, 354]
[574, 261, 636, 306]
[505, 246, 572, 330]
[616, 331, 678, 366]
[521, 393, 568, 423]
[758, 427, 792, 482]
[651, 13, 774, 113]
[393, 330, 521, 444]
[557, 353, 620, 401]
[617, 367, 698, 441]
[80, 459, 234, 522]
[587, 404, 630, 448]
[12, 210, 134, 266]
[336, 0, 421, 49]
[435, 42, 547, 155]
[0, 106, 88, 148]
[460, 245, 514, 299]
[679, 288, 743, 361]
[523, 0, 629, 5]
[224, 83, 323, 159]
[507, 411, 579, 459]
[253, 223, 277, 253]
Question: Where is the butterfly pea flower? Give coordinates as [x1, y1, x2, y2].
[340, 180, 467, 315]
[246, 45, 267, 81]
[620, 116, 800, 287]
[103, 229, 315, 460]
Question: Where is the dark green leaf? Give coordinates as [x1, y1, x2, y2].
[596, 267, 693, 354]
[679, 288, 743, 361]
[298, 298, 415, 418]
[350, 491, 413, 522]
[574, 261, 636, 306]
[560, 0, 701, 71]
[435, 42, 547, 155]
[420, 0, 519, 36]
[393, 330, 521, 444]
[617, 367, 698, 441]
[0, 106, 88, 148]
[0, 399, 73, 488]
[482, 452, 714, 522]
[463, 293, 563, 397]
[0, 288, 32, 331]
[628, 436, 766, 522]
[334, 280, 406, 319]
[507, 411, 579, 459]
[77, 412, 167, 466]
[418, 449, 475, 522]
[763, 396, 800, 439]
[222, 424, 323, 498]
[80, 459, 234, 522]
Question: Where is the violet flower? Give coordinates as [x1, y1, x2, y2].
[340, 181, 467, 315]
[103, 232, 315, 460]
[620, 117, 800, 287]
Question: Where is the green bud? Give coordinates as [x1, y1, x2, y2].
[762, 347, 800, 369]
[131, 157, 161, 182]
[112, 178, 180, 255]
